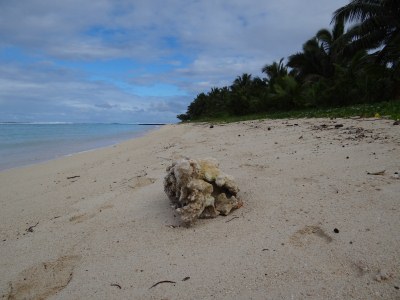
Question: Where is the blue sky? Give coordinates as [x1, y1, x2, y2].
[0, 0, 348, 123]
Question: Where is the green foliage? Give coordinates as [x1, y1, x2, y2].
[188, 101, 400, 123]
[177, 0, 399, 122]
[270, 75, 301, 109]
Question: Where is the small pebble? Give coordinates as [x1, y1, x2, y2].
[334, 228, 339, 233]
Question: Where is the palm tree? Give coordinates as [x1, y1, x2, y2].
[231, 73, 252, 90]
[262, 58, 288, 87]
[287, 20, 351, 82]
[316, 19, 350, 63]
[287, 38, 328, 82]
[332, 0, 400, 69]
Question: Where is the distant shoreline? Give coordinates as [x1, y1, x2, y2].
[0, 122, 169, 125]
[137, 123, 167, 126]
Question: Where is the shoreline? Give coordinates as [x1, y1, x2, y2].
[1, 118, 399, 299]
[0, 124, 163, 172]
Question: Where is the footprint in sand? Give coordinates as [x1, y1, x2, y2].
[239, 163, 268, 171]
[290, 225, 333, 247]
[7, 255, 79, 300]
[99, 204, 114, 211]
[127, 176, 156, 190]
[69, 213, 96, 224]
[67, 176, 154, 225]
[69, 204, 114, 224]
[293, 177, 319, 185]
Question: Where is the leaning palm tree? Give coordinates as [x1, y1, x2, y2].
[332, 0, 399, 69]
[316, 19, 350, 63]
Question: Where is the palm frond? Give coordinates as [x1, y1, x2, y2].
[332, 0, 382, 24]
[316, 29, 333, 54]
[332, 19, 345, 40]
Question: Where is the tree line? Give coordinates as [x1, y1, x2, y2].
[178, 0, 399, 121]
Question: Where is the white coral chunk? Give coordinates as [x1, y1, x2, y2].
[164, 157, 242, 225]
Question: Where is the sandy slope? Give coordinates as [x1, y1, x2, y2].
[0, 118, 399, 300]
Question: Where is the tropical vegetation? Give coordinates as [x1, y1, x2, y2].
[177, 0, 399, 121]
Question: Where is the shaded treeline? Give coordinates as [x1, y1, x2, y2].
[178, 0, 399, 121]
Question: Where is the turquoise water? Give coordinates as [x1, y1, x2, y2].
[0, 123, 158, 171]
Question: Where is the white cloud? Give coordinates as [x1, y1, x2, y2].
[0, 0, 348, 61]
[0, 62, 184, 122]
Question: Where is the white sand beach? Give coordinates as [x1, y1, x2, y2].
[1, 118, 399, 299]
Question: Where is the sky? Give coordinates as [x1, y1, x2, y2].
[0, 0, 349, 123]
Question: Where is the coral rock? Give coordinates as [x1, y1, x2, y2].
[164, 158, 242, 224]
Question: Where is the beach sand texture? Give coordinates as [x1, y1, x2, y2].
[1, 118, 399, 299]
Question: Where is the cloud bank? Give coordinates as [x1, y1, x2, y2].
[0, 0, 348, 123]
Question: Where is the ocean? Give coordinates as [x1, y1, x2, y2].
[0, 123, 160, 171]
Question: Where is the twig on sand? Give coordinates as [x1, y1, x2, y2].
[149, 280, 176, 289]
[165, 225, 178, 228]
[26, 222, 39, 232]
[367, 170, 386, 175]
[225, 216, 239, 223]
[111, 283, 122, 289]
[67, 175, 80, 180]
